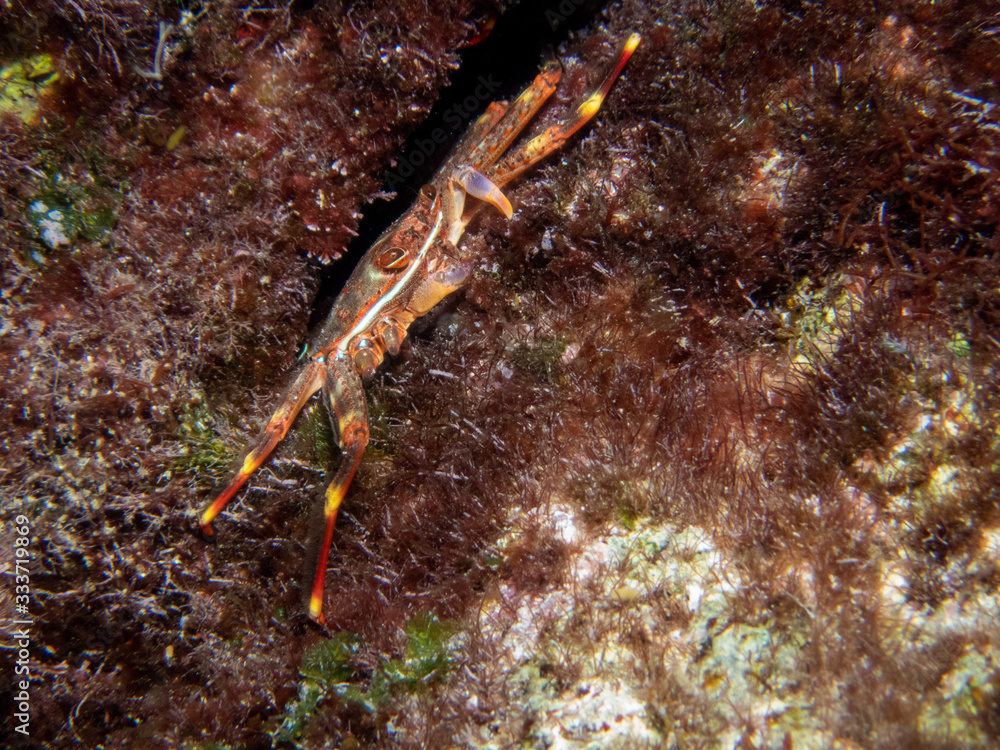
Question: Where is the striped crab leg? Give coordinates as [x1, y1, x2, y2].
[309, 355, 369, 624]
[198, 361, 325, 536]
[491, 33, 641, 187]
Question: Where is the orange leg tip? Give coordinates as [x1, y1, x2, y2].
[309, 593, 325, 625]
[200, 522, 215, 536]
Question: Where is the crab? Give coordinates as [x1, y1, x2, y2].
[199, 32, 641, 624]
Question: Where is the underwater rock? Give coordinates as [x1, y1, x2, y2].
[2, 0, 1000, 748]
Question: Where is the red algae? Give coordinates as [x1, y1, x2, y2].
[2, 0, 1000, 747]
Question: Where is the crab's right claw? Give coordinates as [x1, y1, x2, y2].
[454, 165, 513, 219]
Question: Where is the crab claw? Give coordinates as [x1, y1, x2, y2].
[453, 165, 513, 219]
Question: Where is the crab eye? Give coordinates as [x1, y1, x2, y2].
[377, 246, 409, 271]
[419, 184, 437, 203]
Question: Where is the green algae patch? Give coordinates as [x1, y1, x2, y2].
[381, 612, 457, 692]
[295, 404, 338, 469]
[270, 614, 460, 745]
[175, 402, 238, 487]
[300, 633, 361, 685]
[0, 53, 59, 123]
[268, 634, 364, 744]
[270, 680, 325, 746]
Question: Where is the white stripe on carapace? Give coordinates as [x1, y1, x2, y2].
[335, 210, 445, 354]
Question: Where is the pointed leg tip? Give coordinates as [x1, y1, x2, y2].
[625, 33, 641, 53]
[193, 514, 218, 542]
[309, 592, 326, 626]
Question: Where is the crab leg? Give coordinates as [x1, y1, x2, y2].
[443, 62, 562, 176]
[199, 359, 326, 536]
[309, 355, 370, 624]
[491, 32, 640, 188]
[444, 101, 509, 171]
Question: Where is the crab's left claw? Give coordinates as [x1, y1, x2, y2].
[454, 165, 513, 219]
